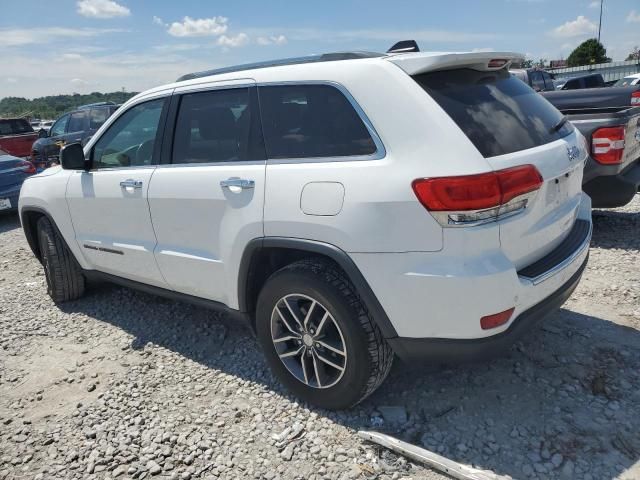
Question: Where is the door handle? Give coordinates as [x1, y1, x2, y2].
[220, 178, 255, 190]
[120, 179, 143, 189]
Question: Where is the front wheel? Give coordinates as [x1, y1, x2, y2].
[256, 259, 393, 409]
[37, 216, 85, 303]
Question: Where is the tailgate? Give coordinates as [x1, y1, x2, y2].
[486, 130, 586, 269]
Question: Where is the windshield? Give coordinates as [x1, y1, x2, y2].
[413, 68, 573, 158]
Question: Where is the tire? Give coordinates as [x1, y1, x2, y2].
[37, 216, 85, 303]
[256, 259, 393, 409]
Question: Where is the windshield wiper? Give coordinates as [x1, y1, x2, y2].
[550, 116, 568, 133]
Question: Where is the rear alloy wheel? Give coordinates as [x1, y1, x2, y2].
[271, 293, 347, 389]
[256, 259, 393, 409]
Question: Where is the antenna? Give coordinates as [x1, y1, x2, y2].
[597, 0, 603, 43]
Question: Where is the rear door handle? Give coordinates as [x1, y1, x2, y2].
[120, 179, 143, 189]
[220, 178, 255, 190]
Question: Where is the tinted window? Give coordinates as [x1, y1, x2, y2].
[541, 72, 553, 91]
[90, 108, 109, 129]
[563, 78, 582, 90]
[49, 115, 69, 137]
[259, 84, 376, 159]
[173, 88, 260, 164]
[413, 68, 573, 158]
[92, 99, 165, 169]
[0, 119, 33, 135]
[614, 77, 637, 87]
[67, 111, 86, 133]
[530, 71, 545, 91]
[584, 75, 602, 88]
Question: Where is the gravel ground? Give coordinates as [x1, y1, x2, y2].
[1, 195, 639, 480]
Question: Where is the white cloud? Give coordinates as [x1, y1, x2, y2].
[216, 33, 249, 48]
[152, 16, 166, 27]
[77, 0, 130, 19]
[550, 16, 596, 37]
[70, 78, 89, 86]
[168, 16, 228, 37]
[588, 1, 600, 8]
[60, 53, 84, 61]
[256, 35, 287, 46]
[627, 10, 640, 23]
[0, 27, 122, 47]
[6, 78, 18, 83]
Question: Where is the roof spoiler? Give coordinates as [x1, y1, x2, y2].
[387, 40, 420, 54]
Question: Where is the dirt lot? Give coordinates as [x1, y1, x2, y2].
[1, 195, 639, 480]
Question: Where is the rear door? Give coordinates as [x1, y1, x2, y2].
[147, 80, 266, 306]
[66, 95, 170, 286]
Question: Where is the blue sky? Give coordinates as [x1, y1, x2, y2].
[1, 0, 639, 99]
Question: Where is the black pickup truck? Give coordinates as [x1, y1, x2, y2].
[541, 86, 640, 208]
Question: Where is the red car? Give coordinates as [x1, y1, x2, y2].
[0, 118, 39, 158]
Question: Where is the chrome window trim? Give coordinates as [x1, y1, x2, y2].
[257, 80, 387, 164]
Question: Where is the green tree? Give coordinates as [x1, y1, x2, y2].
[567, 39, 611, 67]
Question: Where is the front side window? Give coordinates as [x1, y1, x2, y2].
[259, 84, 376, 159]
[172, 88, 256, 164]
[49, 115, 69, 138]
[67, 111, 86, 133]
[92, 98, 165, 169]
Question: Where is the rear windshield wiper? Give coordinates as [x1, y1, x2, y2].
[550, 116, 568, 133]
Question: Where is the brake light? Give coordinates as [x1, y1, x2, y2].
[480, 308, 515, 330]
[592, 126, 625, 165]
[412, 165, 543, 226]
[17, 160, 36, 174]
[488, 59, 508, 69]
[631, 91, 640, 106]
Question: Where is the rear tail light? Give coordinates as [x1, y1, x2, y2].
[592, 126, 625, 165]
[480, 308, 515, 330]
[631, 91, 640, 106]
[412, 165, 543, 226]
[17, 160, 36, 174]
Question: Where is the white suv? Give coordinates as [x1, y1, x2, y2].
[19, 49, 592, 409]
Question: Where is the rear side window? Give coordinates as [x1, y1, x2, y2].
[67, 111, 86, 133]
[584, 75, 601, 88]
[259, 84, 376, 159]
[90, 108, 109, 129]
[172, 87, 262, 164]
[0, 119, 33, 135]
[413, 68, 573, 158]
[563, 78, 582, 90]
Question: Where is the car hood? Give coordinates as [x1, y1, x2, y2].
[31, 165, 63, 178]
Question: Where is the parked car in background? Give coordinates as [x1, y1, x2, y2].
[613, 73, 640, 87]
[554, 73, 605, 90]
[0, 148, 36, 212]
[510, 68, 555, 91]
[0, 118, 39, 159]
[541, 85, 640, 207]
[20, 48, 592, 409]
[31, 102, 119, 168]
[37, 120, 54, 137]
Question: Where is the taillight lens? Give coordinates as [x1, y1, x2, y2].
[631, 91, 640, 106]
[488, 59, 508, 69]
[592, 126, 625, 165]
[17, 160, 36, 174]
[412, 165, 543, 225]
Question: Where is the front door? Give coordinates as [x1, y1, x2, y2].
[66, 96, 170, 287]
[148, 82, 266, 307]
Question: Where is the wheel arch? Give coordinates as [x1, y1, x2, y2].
[238, 237, 398, 339]
[20, 206, 70, 264]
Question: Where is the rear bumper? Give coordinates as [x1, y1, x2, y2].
[0, 185, 21, 211]
[583, 157, 640, 208]
[388, 255, 587, 363]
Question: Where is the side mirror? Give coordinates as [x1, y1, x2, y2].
[60, 143, 88, 171]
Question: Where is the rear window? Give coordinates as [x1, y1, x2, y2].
[413, 68, 573, 158]
[259, 84, 376, 159]
[0, 119, 33, 135]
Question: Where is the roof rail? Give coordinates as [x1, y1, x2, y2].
[176, 51, 384, 82]
[77, 101, 117, 110]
